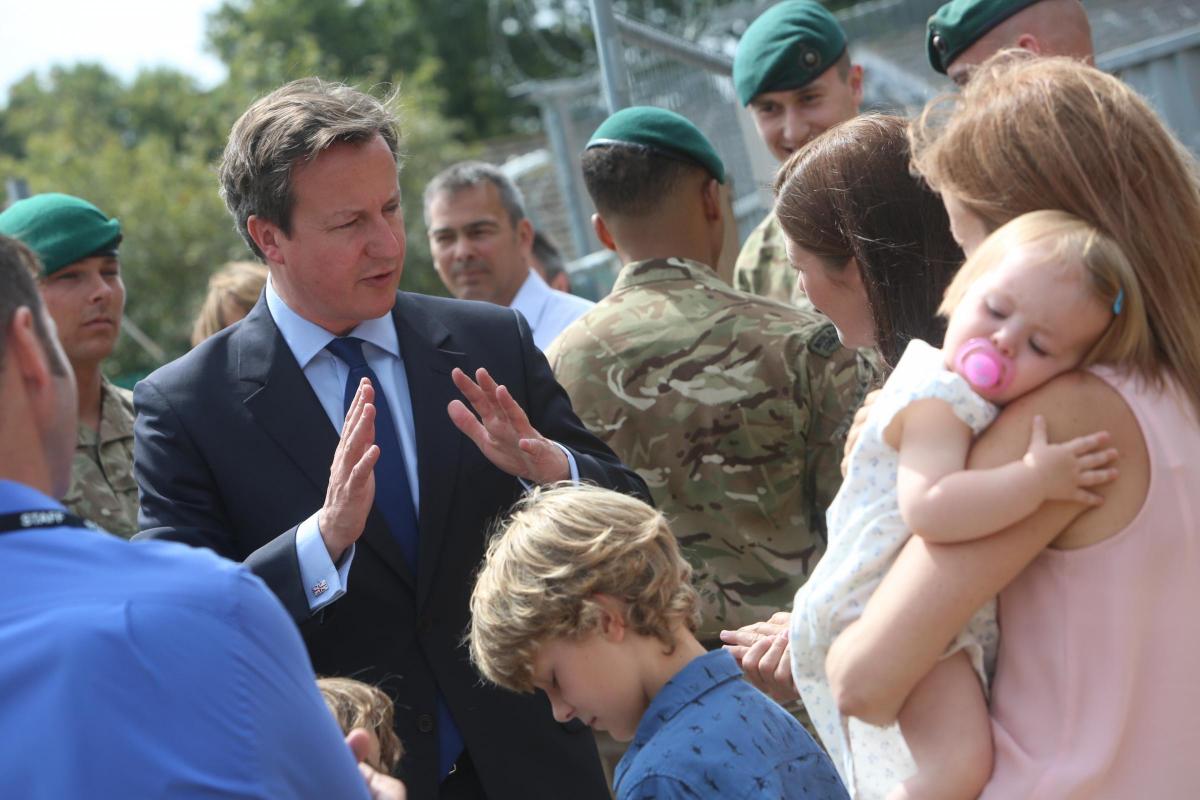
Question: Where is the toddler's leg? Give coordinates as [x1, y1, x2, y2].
[887, 650, 992, 800]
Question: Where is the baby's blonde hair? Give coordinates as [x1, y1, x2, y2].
[939, 210, 1148, 369]
[468, 484, 700, 694]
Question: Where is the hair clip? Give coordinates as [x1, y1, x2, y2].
[1113, 288, 1124, 315]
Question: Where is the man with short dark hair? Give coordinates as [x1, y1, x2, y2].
[0, 235, 401, 798]
[731, 0, 862, 305]
[0, 193, 137, 536]
[134, 78, 643, 799]
[424, 161, 593, 349]
[927, 0, 1093, 85]
[530, 230, 572, 294]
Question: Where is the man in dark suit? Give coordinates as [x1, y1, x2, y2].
[133, 78, 646, 800]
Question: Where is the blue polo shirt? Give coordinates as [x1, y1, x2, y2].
[615, 649, 849, 800]
[0, 480, 369, 799]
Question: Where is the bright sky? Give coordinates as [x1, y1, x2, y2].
[0, 0, 227, 102]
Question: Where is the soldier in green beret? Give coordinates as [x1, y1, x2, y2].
[731, 0, 862, 306]
[927, 0, 1093, 85]
[547, 105, 868, 675]
[0, 193, 137, 537]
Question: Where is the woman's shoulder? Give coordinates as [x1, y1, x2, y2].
[973, 371, 1149, 550]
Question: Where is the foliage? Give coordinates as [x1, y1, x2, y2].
[0, 58, 469, 378]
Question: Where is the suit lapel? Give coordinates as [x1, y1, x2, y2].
[237, 297, 416, 590]
[392, 294, 469, 609]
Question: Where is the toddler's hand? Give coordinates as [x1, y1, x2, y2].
[1022, 415, 1118, 505]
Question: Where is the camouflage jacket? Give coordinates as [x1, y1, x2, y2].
[546, 258, 873, 639]
[64, 378, 138, 538]
[733, 211, 801, 304]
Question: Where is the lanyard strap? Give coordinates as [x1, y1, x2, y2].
[0, 509, 102, 536]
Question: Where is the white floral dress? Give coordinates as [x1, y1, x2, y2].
[790, 340, 1000, 799]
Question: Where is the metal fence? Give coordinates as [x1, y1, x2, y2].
[519, 0, 1200, 299]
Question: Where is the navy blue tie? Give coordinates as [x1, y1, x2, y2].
[324, 337, 464, 776]
[325, 336, 419, 569]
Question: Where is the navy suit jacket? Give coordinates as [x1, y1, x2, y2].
[134, 291, 647, 799]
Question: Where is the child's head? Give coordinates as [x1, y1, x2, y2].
[939, 210, 1146, 404]
[316, 677, 404, 774]
[469, 484, 700, 741]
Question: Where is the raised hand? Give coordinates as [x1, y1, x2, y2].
[447, 367, 570, 485]
[1022, 414, 1119, 505]
[318, 378, 380, 561]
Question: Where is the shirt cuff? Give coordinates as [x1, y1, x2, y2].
[518, 441, 580, 491]
[296, 511, 354, 612]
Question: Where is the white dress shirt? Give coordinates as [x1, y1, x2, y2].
[510, 269, 594, 350]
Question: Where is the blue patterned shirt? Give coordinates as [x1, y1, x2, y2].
[615, 649, 849, 800]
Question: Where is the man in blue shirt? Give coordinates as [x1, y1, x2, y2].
[0, 234, 403, 798]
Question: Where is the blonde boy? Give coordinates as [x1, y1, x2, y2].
[469, 485, 848, 799]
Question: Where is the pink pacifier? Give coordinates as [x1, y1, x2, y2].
[953, 338, 1014, 393]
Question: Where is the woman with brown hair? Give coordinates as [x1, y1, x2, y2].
[732, 53, 1200, 798]
[773, 113, 963, 369]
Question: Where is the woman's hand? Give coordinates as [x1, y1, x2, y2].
[720, 612, 799, 703]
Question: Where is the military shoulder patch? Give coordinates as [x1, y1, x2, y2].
[807, 323, 842, 358]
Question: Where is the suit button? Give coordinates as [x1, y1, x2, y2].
[418, 615, 433, 634]
[417, 713, 434, 733]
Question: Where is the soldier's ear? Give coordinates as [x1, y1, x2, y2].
[700, 179, 722, 223]
[592, 213, 617, 253]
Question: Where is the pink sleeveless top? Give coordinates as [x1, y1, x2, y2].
[983, 368, 1200, 799]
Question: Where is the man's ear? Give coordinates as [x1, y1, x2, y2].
[9, 307, 53, 396]
[247, 214, 287, 265]
[592, 213, 618, 253]
[1015, 33, 1043, 55]
[515, 217, 535, 257]
[701, 178, 723, 223]
[848, 63, 865, 107]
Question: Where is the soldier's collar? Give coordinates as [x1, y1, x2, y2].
[612, 257, 724, 293]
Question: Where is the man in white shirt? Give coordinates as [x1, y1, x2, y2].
[424, 162, 593, 350]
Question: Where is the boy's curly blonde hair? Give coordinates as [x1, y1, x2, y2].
[468, 484, 700, 694]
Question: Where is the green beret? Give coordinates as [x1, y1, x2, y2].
[586, 106, 726, 184]
[733, 0, 847, 106]
[927, 0, 1043, 73]
[0, 193, 122, 275]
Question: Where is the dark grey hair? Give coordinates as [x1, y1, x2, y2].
[422, 161, 527, 228]
[531, 231, 564, 281]
[218, 78, 402, 259]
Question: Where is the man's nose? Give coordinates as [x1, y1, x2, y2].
[366, 214, 404, 258]
[782, 108, 809, 148]
[87, 272, 113, 303]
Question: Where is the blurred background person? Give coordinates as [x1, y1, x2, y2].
[424, 161, 593, 349]
[191, 260, 269, 347]
[529, 230, 572, 295]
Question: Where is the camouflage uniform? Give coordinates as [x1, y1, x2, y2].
[546, 257, 874, 641]
[63, 378, 138, 538]
[733, 211, 809, 308]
